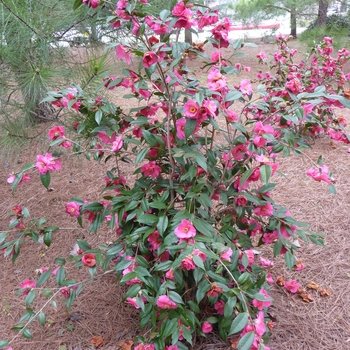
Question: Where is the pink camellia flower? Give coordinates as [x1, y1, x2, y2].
[48, 126, 65, 140]
[260, 257, 274, 267]
[284, 280, 301, 293]
[254, 121, 274, 135]
[253, 202, 273, 217]
[180, 256, 196, 270]
[240, 79, 253, 95]
[135, 343, 155, 350]
[156, 295, 177, 309]
[266, 272, 274, 284]
[125, 297, 140, 309]
[35, 153, 61, 174]
[252, 287, 272, 310]
[174, 219, 196, 239]
[207, 68, 227, 91]
[253, 135, 267, 148]
[184, 100, 200, 119]
[302, 103, 314, 118]
[220, 247, 233, 262]
[211, 50, 222, 62]
[207, 283, 223, 297]
[142, 51, 158, 68]
[141, 161, 162, 178]
[111, 136, 123, 152]
[82, 0, 100, 8]
[193, 249, 206, 261]
[225, 110, 238, 122]
[214, 300, 225, 315]
[52, 267, 59, 275]
[60, 287, 70, 298]
[65, 201, 81, 218]
[257, 51, 267, 62]
[235, 195, 247, 207]
[147, 230, 161, 251]
[202, 321, 213, 333]
[175, 117, 187, 139]
[7, 172, 30, 185]
[294, 260, 305, 271]
[306, 165, 333, 184]
[116, 44, 131, 65]
[165, 268, 175, 280]
[97, 131, 117, 144]
[82, 253, 96, 268]
[165, 346, 179, 350]
[20, 279, 36, 295]
[255, 311, 266, 337]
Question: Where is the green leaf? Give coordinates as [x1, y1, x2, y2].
[137, 214, 158, 225]
[225, 90, 242, 102]
[125, 284, 141, 298]
[73, 0, 83, 10]
[154, 260, 172, 271]
[82, 202, 103, 212]
[38, 311, 46, 326]
[0, 232, 7, 245]
[40, 172, 51, 189]
[56, 267, 66, 285]
[192, 151, 207, 171]
[240, 169, 254, 188]
[237, 331, 255, 350]
[22, 327, 33, 339]
[285, 251, 296, 270]
[259, 164, 272, 184]
[229, 313, 248, 335]
[150, 202, 167, 210]
[168, 291, 184, 304]
[106, 244, 123, 257]
[55, 257, 66, 265]
[115, 259, 132, 271]
[135, 147, 148, 165]
[198, 193, 212, 209]
[185, 119, 197, 139]
[162, 318, 178, 338]
[77, 239, 91, 251]
[193, 218, 214, 237]
[0, 340, 9, 349]
[44, 230, 52, 247]
[328, 184, 336, 194]
[36, 270, 51, 287]
[95, 110, 102, 125]
[157, 214, 168, 236]
[193, 254, 205, 270]
[224, 297, 237, 318]
[25, 290, 36, 307]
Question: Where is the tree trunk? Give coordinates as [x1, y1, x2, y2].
[184, 29, 192, 44]
[316, 0, 329, 27]
[290, 6, 297, 38]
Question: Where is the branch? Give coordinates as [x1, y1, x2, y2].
[0, 0, 48, 39]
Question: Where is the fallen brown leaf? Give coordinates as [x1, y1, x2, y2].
[117, 340, 133, 350]
[299, 291, 314, 303]
[276, 276, 285, 286]
[229, 336, 240, 349]
[306, 281, 319, 290]
[319, 288, 331, 297]
[343, 90, 350, 99]
[90, 336, 104, 348]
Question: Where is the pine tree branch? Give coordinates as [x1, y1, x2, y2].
[0, 0, 48, 39]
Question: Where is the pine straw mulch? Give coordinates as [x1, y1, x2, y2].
[1, 40, 350, 349]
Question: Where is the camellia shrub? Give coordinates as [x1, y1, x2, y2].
[1, 1, 350, 349]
